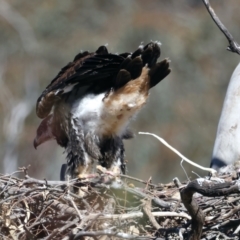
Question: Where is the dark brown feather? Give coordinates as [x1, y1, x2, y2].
[126, 56, 143, 79]
[149, 59, 171, 88]
[115, 69, 131, 89]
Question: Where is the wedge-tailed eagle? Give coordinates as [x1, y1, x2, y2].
[34, 42, 171, 179]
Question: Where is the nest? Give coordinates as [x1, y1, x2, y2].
[1, 165, 240, 240]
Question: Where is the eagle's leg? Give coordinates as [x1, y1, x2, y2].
[65, 119, 95, 179]
[99, 137, 125, 175]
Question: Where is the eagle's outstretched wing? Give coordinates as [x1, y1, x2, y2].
[36, 43, 170, 119]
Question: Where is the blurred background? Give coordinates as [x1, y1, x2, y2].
[0, 0, 239, 183]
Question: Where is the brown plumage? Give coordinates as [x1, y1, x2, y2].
[34, 42, 171, 179]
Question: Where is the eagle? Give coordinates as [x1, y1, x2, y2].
[34, 42, 171, 180]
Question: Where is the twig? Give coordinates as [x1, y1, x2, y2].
[28, 200, 55, 229]
[180, 159, 190, 182]
[82, 213, 103, 231]
[0, 173, 16, 195]
[234, 224, 240, 234]
[68, 191, 92, 211]
[67, 195, 82, 220]
[179, 228, 185, 240]
[120, 174, 158, 188]
[139, 132, 216, 175]
[173, 177, 183, 188]
[23, 225, 36, 240]
[202, 0, 240, 55]
[142, 199, 161, 230]
[221, 205, 240, 220]
[23, 176, 78, 186]
[180, 187, 205, 240]
[44, 218, 78, 240]
[45, 199, 79, 217]
[84, 211, 191, 221]
[57, 218, 78, 235]
[152, 211, 191, 220]
[73, 229, 164, 240]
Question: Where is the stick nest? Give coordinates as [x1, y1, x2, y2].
[1, 165, 240, 240]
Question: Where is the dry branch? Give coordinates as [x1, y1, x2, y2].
[202, 0, 240, 55]
[139, 132, 216, 175]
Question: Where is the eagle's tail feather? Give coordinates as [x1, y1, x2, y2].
[131, 44, 144, 59]
[115, 69, 131, 89]
[149, 59, 171, 88]
[95, 45, 108, 55]
[115, 55, 143, 89]
[142, 41, 161, 67]
[125, 56, 143, 79]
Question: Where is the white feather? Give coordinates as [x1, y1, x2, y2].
[211, 62, 240, 168]
[71, 88, 147, 138]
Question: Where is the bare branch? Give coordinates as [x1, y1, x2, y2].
[180, 186, 205, 240]
[202, 0, 240, 55]
[142, 199, 161, 230]
[73, 230, 164, 240]
[139, 132, 216, 175]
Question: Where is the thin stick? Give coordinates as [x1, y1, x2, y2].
[142, 199, 161, 229]
[139, 132, 216, 175]
[180, 159, 190, 182]
[73, 230, 163, 240]
[66, 175, 82, 220]
[119, 174, 158, 188]
[202, 0, 240, 55]
[84, 211, 191, 221]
